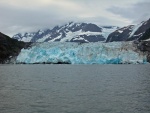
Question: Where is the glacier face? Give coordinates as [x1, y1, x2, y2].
[16, 42, 147, 64]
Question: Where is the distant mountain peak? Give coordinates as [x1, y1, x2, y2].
[12, 22, 118, 43]
[106, 18, 150, 42]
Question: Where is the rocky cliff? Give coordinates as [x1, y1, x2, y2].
[106, 18, 150, 42]
[0, 32, 30, 63]
[137, 41, 150, 62]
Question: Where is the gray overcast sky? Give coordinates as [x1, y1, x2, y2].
[0, 0, 150, 36]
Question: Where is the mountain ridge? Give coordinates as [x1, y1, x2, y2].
[12, 22, 118, 43]
[106, 18, 150, 42]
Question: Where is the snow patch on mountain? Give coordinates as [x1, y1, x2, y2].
[12, 22, 118, 43]
[129, 22, 144, 38]
[107, 18, 150, 42]
[13, 33, 35, 42]
[37, 34, 51, 42]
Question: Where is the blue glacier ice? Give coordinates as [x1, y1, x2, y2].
[16, 42, 147, 64]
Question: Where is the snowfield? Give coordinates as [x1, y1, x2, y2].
[16, 42, 147, 64]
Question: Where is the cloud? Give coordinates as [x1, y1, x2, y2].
[108, 1, 150, 24]
[0, 0, 149, 36]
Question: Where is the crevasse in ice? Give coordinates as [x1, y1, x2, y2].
[16, 42, 147, 64]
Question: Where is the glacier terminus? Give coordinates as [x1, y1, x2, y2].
[16, 42, 147, 64]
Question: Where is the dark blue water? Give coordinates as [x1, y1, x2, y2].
[0, 64, 150, 113]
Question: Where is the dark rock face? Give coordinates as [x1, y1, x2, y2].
[0, 32, 30, 63]
[31, 29, 51, 42]
[133, 19, 150, 39]
[12, 22, 117, 43]
[137, 41, 150, 62]
[106, 18, 150, 42]
[81, 23, 102, 32]
[106, 25, 134, 42]
[138, 27, 150, 40]
[70, 35, 105, 43]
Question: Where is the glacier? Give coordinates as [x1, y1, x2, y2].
[16, 42, 147, 64]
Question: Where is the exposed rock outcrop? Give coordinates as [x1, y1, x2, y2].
[12, 22, 118, 43]
[106, 18, 150, 42]
[137, 41, 150, 62]
[0, 32, 31, 63]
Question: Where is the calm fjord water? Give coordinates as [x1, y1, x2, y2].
[0, 64, 150, 113]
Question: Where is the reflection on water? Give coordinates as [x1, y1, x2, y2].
[0, 64, 150, 113]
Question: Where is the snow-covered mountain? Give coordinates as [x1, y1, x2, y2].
[106, 18, 150, 42]
[12, 22, 118, 43]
